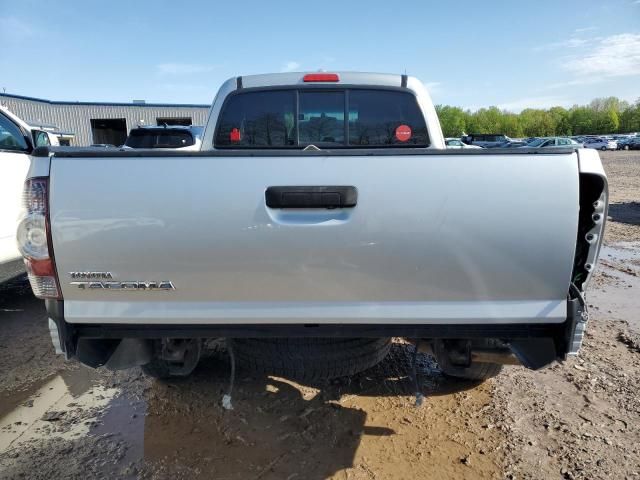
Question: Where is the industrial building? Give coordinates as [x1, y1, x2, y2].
[0, 93, 210, 146]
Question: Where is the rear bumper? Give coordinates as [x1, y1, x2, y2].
[68, 321, 566, 339]
[46, 297, 585, 366]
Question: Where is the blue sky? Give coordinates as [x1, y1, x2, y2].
[1, 0, 639, 111]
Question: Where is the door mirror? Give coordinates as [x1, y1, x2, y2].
[33, 130, 51, 147]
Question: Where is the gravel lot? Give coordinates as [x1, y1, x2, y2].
[0, 150, 638, 479]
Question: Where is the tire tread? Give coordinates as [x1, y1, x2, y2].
[229, 338, 392, 381]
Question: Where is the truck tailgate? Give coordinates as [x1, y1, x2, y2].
[50, 151, 579, 324]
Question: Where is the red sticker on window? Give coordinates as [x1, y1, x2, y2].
[395, 124, 412, 142]
[230, 128, 241, 143]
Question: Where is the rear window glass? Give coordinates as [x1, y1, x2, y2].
[215, 89, 429, 148]
[348, 90, 428, 146]
[526, 138, 545, 147]
[472, 135, 506, 142]
[215, 91, 296, 147]
[125, 129, 195, 148]
[299, 91, 345, 146]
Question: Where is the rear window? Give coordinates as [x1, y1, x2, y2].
[125, 129, 195, 148]
[471, 134, 507, 143]
[468, 133, 511, 142]
[527, 138, 545, 147]
[299, 91, 345, 146]
[215, 89, 429, 148]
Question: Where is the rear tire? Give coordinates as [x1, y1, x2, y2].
[624, 145, 630, 150]
[141, 339, 202, 379]
[600, 146, 606, 151]
[228, 337, 392, 381]
[433, 339, 503, 381]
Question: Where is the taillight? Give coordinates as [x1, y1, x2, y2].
[16, 178, 61, 299]
[303, 73, 339, 82]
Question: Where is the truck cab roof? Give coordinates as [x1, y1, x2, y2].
[236, 71, 407, 89]
[202, 71, 445, 150]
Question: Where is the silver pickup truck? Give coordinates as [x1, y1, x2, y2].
[18, 72, 608, 382]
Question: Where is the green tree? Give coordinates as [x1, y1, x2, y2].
[619, 101, 640, 133]
[519, 109, 554, 137]
[549, 107, 571, 135]
[499, 112, 524, 137]
[435, 105, 467, 137]
[467, 107, 503, 133]
[588, 97, 622, 133]
[569, 107, 594, 135]
[434, 96, 631, 138]
[604, 108, 620, 133]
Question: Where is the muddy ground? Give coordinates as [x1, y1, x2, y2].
[1, 151, 639, 479]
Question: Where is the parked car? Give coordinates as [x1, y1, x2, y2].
[496, 140, 529, 148]
[123, 125, 203, 151]
[616, 138, 630, 150]
[0, 107, 63, 149]
[583, 137, 617, 151]
[570, 136, 589, 145]
[616, 137, 640, 150]
[445, 137, 481, 149]
[0, 106, 66, 284]
[462, 133, 511, 148]
[20, 72, 607, 386]
[623, 137, 640, 150]
[523, 137, 580, 148]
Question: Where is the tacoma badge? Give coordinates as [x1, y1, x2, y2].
[70, 281, 175, 290]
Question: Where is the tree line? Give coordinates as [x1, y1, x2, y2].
[436, 97, 640, 138]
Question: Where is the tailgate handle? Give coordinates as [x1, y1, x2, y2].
[265, 186, 357, 209]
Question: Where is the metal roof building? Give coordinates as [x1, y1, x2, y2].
[0, 93, 210, 146]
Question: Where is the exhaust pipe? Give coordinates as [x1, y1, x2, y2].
[408, 339, 522, 366]
[471, 349, 521, 365]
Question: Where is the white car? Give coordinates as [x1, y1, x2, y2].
[584, 137, 617, 151]
[0, 107, 64, 283]
[0, 110, 31, 282]
[445, 138, 482, 149]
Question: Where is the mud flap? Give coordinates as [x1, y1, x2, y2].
[75, 338, 121, 368]
[105, 339, 153, 370]
[75, 338, 153, 369]
[508, 338, 557, 370]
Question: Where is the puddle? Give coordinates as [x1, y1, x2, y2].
[590, 242, 640, 332]
[600, 241, 640, 267]
[91, 395, 146, 475]
[0, 368, 118, 453]
[0, 374, 57, 421]
[0, 342, 500, 479]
